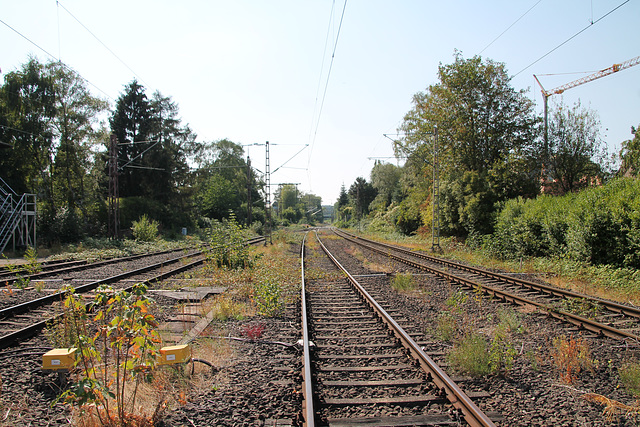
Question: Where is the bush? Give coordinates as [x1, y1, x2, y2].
[447, 333, 491, 376]
[490, 178, 640, 268]
[132, 214, 159, 242]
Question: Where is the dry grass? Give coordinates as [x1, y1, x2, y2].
[583, 393, 640, 421]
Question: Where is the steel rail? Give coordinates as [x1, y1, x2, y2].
[300, 232, 315, 427]
[335, 228, 640, 318]
[0, 251, 204, 319]
[0, 236, 265, 349]
[0, 247, 195, 286]
[0, 256, 205, 349]
[314, 231, 496, 427]
[333, 229, 640, 342]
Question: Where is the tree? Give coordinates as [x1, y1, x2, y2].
[0, 57, 56, 195]
[47, 61, 109, 238]
[370, 161, 402, 211]
[397, 52, 539, 176]
[110, 80, 153, 199]
[619, 125, 640, 176]
[194, 139, 262, 224]
[546, 100, 608, 194]
[395, 52, 541, 236]
[348, 177, 377, 220]
[110, 81, 196, 228]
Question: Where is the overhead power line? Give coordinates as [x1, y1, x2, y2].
[513, 0, 630, 78]
[478, 0, 543, 55]
[307, 0, 348, 169]
[0, 17, 115, 102]
[56, 1, 149, 88]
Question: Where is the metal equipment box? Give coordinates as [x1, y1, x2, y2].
[43, 348, 77, 370]
[158, 344, 191, 365]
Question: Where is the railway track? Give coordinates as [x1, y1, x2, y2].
[332, 228, 640, 343]
[301, 231, 496, 426]
[0, 236, 266, 349]
[1, 235, 265, 286]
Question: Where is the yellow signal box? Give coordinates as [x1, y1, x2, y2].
[158, 344, 191, 365]
[43, 348, 77, 370]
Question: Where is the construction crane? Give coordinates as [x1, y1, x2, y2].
[534, 55, 640, 151]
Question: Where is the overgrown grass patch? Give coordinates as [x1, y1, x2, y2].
[391, 272, 416, 292]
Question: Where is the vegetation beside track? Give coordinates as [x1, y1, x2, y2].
[345, 227, 640, 310]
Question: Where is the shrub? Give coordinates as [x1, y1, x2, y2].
[56, 284, 163, 425]
[447, 333, 491, 376]
[435, 312, 457, 342]
[254, 281, 283, 317]
[207, 216, 252, 269]
[132, 214, 159, 242]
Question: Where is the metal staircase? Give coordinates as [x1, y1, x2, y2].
[0, 177, 36, 254]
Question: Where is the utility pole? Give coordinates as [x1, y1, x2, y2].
[108, 134, 120, 240]
[246, 156, 252, 226]
[264, 141, 272, 245]
[431, 126, 441, 253]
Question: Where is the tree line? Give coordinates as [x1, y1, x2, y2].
[335, 52, 640, 268]
[0, 57, 322, 246]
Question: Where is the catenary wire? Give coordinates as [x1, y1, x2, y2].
[513, 0, 630, 78]
[478, 0, 543, 55]
[306, 0, 347, 170]
[56, 1, 150, 88]
[0, 17, 115, 102]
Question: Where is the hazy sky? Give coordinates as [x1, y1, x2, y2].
[2, 1, 639, 204]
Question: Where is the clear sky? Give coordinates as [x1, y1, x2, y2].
[2, 1, 639, 205]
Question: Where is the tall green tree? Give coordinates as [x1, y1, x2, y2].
[47, 62, 109, 228]
[546, 99, 608, 194]
[110, 79, 154, 198]
[370, 161, 402, 211]
[395, 52, 540, 236]
[348, 177, 377, 220]
[0, 58, 56, 195]
[195, 139, 262, 224]
[110, 81, 195, 228]
[397, 52, 539, 176]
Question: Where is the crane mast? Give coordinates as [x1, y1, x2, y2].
[534, 55, 640, 154]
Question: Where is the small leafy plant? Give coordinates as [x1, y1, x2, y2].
[56, 283, 164, 425]
[619, 360, 640, 398]
[2, 246, 41, 289]
[435, 312, 458, 342]
[207, 216, 252, 269]
[243, 323, 266, 340]
[254, 281, 283, 317]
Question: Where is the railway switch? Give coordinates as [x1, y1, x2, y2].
[42, 348, 77, 370]
[158, 344, 191, 365]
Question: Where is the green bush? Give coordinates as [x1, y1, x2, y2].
[207, 215, 252, 269]
[131, 214, 159, 242]
[447, 333, 491, 376]
[254, 281, 283, 317]
[490, 178, 640, 268]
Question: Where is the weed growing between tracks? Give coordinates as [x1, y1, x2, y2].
[1, 246, 41, 289]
